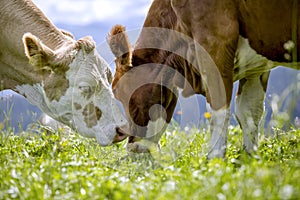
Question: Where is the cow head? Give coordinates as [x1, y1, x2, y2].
[108, 25, 180, 152]
[16, 32, 128, 146]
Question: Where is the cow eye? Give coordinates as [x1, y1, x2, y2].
[79, 85, 91, 93]
[78, 82, 93, 98]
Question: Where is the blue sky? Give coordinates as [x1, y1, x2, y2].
[32, 0, 151, 26]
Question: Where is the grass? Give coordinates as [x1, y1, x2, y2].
[0, 124, 299, 200]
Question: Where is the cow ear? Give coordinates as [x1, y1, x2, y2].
[23, 33, 55, 69]
[107, 25, 132, 69]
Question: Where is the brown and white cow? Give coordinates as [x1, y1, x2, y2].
[108, 0, 300, 158]
[0, 0, 129, 145]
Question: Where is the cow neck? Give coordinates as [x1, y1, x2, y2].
[131, 46, 205, 98]
[1, 1, 72, 53]
[0, 0, 74, 90]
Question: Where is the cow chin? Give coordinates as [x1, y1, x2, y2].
[124, 94, 177, 153]
[126, 116, 168, 153]
[71, 114, 129, 146]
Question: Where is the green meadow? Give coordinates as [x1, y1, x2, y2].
[0, 124, 299, 200]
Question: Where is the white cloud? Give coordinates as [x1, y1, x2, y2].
[32, 0, 151, 25]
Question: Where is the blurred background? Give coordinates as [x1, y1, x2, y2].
[1, 0, 299, 132]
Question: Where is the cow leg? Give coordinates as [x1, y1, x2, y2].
[190, 27, 236, 159]
[207, 107, 230, 159]
[172, 0, 239, 158]
[235, 72, 270, 153]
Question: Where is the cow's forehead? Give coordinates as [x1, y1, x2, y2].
[68, 49, 110, 86]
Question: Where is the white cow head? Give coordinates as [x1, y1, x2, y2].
[16, 33, 128, 146]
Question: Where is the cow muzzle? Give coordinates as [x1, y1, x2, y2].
[113, 126, 129, 143]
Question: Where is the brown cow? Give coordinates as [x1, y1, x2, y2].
[0, 0, 128, 145]
[108, 0, 300, 158]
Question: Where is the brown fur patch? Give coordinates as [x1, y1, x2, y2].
[82, 102, 102, 128]
[43, 69, 69, 102]
[74, 102, 82, 110]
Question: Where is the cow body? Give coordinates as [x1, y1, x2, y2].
[109, 0, 300, 158]
[0, 0, 128, 145]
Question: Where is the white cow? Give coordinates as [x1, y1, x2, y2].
[0, 0, 128, 145]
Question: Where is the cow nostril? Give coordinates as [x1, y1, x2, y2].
[116, 127, 124, 136]
[113, 127, 128, 143]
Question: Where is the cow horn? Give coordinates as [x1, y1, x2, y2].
[76, 36, 96, 54]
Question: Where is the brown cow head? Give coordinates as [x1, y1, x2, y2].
[108, 25, 181, 152]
